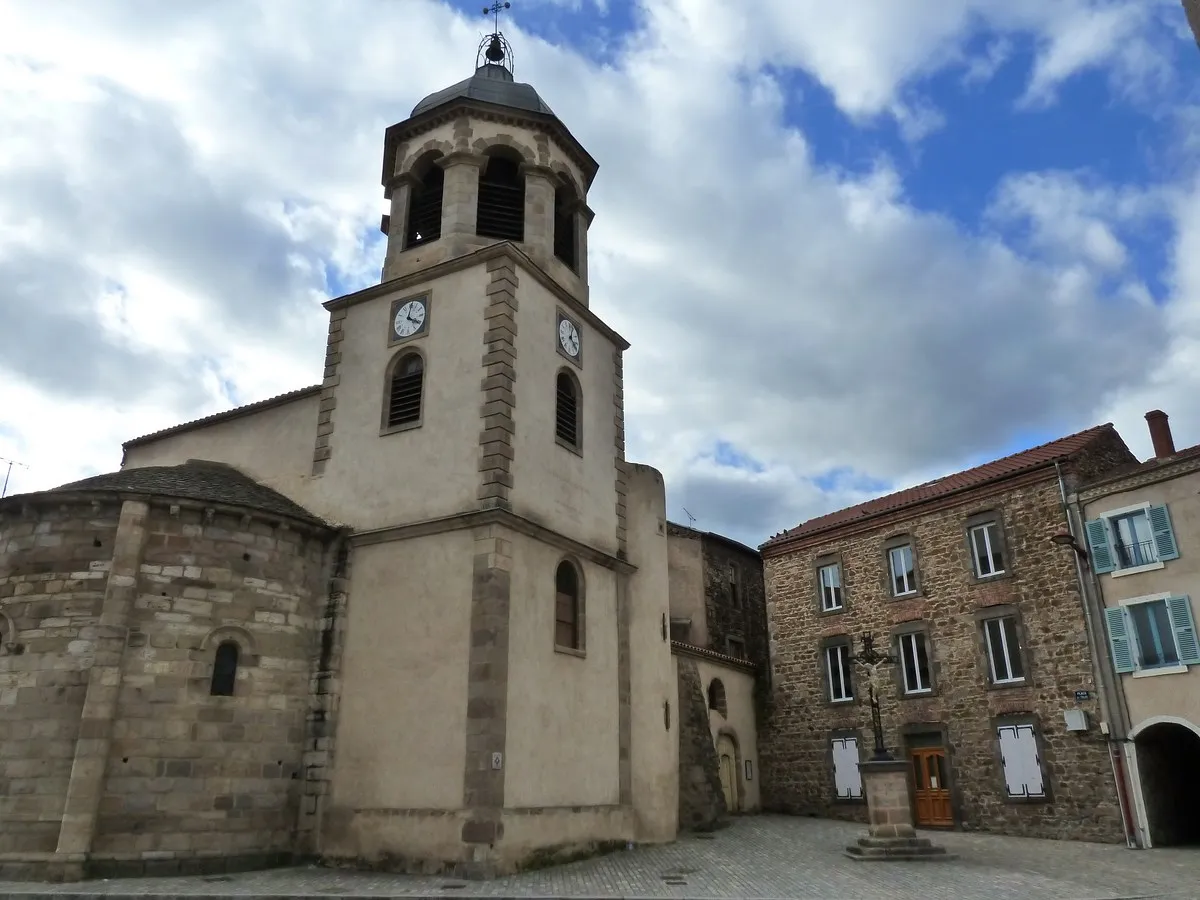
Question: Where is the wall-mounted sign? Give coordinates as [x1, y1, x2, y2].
[1074, 690, 1091, 702]
[745, 760, 753, 781]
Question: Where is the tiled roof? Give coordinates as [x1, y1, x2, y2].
[762, 423, 1118, 551]
[122, 385, 321, 449]
[13, 460, 330, 529]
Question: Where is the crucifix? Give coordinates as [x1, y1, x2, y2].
[851, 632, 897, 761]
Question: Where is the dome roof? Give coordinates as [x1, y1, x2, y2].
[411, 63, 554, 118]
[31, 460, 329, 528]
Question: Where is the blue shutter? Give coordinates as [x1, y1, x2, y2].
[1167, 595, 1200, 666]
[1104, 606, 1135, 673]
[1148, 505, 1180, 562]
[1085, 519, 1115, 574]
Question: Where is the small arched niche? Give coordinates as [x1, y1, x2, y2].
[476, 147, 526, 242]
[405, 151, 445, 248]
[554, 558, 584, 651]
[707, 678, 727, 717]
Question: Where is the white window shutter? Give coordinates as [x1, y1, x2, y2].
[832, 737, 863, 799]
[998, 724, 1046, 798]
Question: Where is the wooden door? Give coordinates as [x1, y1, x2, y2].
[910, 747, 953, 826]
[716, 734, 738, 813]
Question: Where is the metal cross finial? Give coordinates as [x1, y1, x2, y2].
[483, 1, 511, 34]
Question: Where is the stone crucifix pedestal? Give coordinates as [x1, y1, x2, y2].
[844, 759, 952, 861]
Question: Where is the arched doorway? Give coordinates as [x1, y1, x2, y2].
[716, 732, 739, 814]
[1133, 718, 1200, 846]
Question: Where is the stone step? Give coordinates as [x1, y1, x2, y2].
[845, 836, 955, 861]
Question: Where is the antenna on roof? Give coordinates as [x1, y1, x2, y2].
[0, 457, 30, 499]
[478, 2, 515, 74]
[682, 507, 697, 527]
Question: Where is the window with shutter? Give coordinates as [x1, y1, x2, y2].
[1111, 594, 1200, 673]
[555, 370, 580, 448]
[1087, 503, 1179, 574]
[386, 353, 424, 428]
[997, 724, 1045, 799]
[832, 736, 863, 799]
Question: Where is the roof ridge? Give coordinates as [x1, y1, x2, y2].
[762, 422, 1115, 549]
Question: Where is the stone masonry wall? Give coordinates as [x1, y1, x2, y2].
[700, 539, 767, 686]
[676, 658, 726, 831]
[0, 499, 120, 855]
[92, 503, 332, 874]
[760, 474, 1126, 842]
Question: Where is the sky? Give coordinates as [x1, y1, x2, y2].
[1, 0, 1199, 549]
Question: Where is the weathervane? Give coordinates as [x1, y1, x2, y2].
[478, 2, 515, 73]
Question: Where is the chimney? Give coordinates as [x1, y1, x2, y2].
[1145, 410, 1176, 459]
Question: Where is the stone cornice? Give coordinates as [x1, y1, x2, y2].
[349, 506, 637, 575]
[670, 640, 758, 674]
[382, 99, 599, 190]
[323, 242, 630, 351]
[762, 466, 1060, 559]
[1076, 452, 1200, 504]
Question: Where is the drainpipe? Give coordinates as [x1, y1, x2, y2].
[1054, 462, 1137, 849]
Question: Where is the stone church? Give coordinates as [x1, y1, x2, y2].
[0, 30, 766, 882]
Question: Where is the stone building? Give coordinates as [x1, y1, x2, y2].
[1071, 411, 1200, 848]
[757, 423, 1138, 842]
[665, 524, 767, 824]
[0, 30, 721, 881]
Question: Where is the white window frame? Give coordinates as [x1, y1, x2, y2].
[983, 615, 1025, 685]
[1118, 592, 1189, 678]
[889, 544, 917, 596]
[826, 643, 853, 703]
[898, 631, 932, 694]
[1099, 502, 1164, 577]
[997, 723, 1046, 799]
[969, 521, 1005, 578]
[831, 736, 863, 800]
[819, 563, 843, 611]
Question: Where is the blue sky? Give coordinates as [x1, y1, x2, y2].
[2, 0, 1200, 547]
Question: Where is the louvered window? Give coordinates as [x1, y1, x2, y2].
[477, 156, 525, 242]
[553, 184, 577, 270]
[555, 561, 581, 650]
[555, 371, 579, 447]
[405, 165, 444, 248]
[387, 354, 424, 427]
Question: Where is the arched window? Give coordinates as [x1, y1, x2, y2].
[555, 370, 580, 449]
[210, 641, 240, 697]
[477, 152, 525, 242]
[553, 181, 578, 271]
[386, 352, 425, 428]
[555, 560, 582, 650]
[405, 154, 445, 248]
[707, 678, 727, 717]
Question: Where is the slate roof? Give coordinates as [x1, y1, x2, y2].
[122, 385, 321, 449]
[411, 63, 555, 117]
[762, 423, 1119, 551]
[22, 461, 330, 529]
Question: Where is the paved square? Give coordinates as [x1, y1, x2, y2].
[1, 817, 1198, 900]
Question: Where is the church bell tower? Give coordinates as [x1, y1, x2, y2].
[310, 3, 679, 878]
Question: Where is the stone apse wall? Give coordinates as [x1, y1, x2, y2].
[0, 492, 335, 880]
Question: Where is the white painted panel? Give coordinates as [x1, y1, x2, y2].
[832, 737, 863, 799]
[997, 724, 1046, 798]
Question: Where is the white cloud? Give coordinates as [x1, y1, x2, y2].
[0, 0, 1195, 546]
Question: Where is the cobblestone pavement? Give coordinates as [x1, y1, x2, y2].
[2, 817, 1198, 900]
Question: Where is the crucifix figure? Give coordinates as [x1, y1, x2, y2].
[852, 632, 897, 761]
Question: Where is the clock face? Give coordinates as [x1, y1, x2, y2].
[558, 318, 581, 358]
[393, 299, 427, 339]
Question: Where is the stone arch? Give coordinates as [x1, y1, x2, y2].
[200, 624, 258, 663]
[470, 135, 536, 165]
[397, 139, 455, 179]
[0, 610, 20, 654]
[706, 677, 727, 717]
[553, 555, 586, 652]
[715, 726, 742, 814]
[1129, 715, 1200, 846]
[552, 173, 580, 271]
